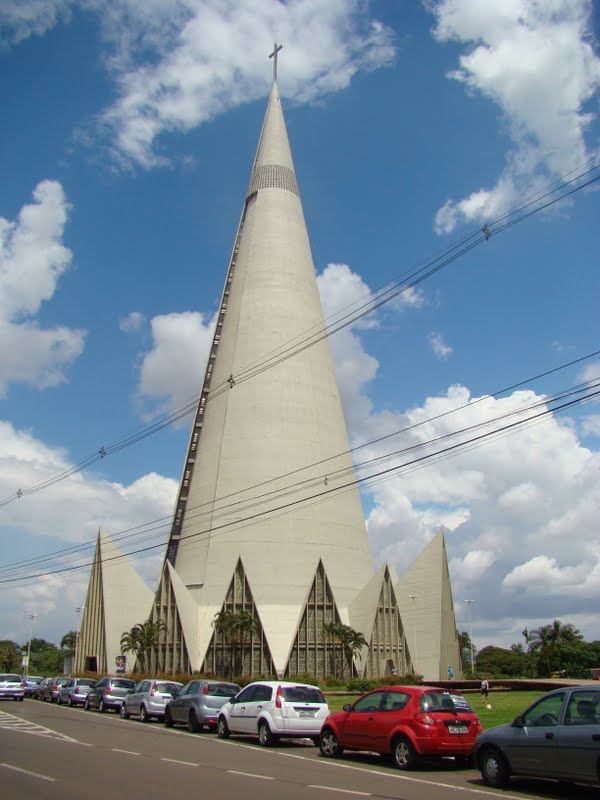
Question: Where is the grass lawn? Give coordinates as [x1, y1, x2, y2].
[324, 690, 546, 730]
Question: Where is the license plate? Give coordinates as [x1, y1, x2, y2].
[298, 709, 316, 717]
[448, 725, 468, 734]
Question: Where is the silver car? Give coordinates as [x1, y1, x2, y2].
[84, 676, 136, 712]
[120, 679, 182, 722]
[165, 680, 240, 733]
[23, 676, 43, 697]
[475, 685, 600, 789]
[42, 675, 70, 702]
[58, 678, 96, 706]
[0, 674, 25, 701]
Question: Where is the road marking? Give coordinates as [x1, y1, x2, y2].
[0, 710, 77, 742]
[308, 787, 371, 796]
[0, 763, 57, 782]
[227, 770, 275, 780]
[112, 749, 140, 755]
[161, 758, 197, 767]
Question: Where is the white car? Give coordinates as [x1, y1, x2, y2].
[217, 680, 330, 746]
[0, 674, 25, 701]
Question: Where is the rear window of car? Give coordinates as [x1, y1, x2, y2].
[282, 686, 326, 704]
[450, 694, 473, 712]
[419, 691, 459, 712]
[0, 674, 21, 681]
[111, 679, 135, 689]
[76, 679, 96, 687]
[207, 683, 240, 698]
[156, 682, 181, 696]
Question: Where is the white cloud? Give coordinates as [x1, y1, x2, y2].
[431, 0, 600, 233]
[581, 414, 600, 437]
[0, 180, 86, 396]
[90, 0, 396, 168]
[0, 0, 74, 47]
[0, 419, 177, 642]
[119, 311, 146, 332]
[428, 331, 453, 359]
[135, 310, 217, 418]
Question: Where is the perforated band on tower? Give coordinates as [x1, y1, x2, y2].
[247, 163, 299, 197]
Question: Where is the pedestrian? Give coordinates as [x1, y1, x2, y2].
[448, 665, 454, 679]
[480, 678, 489, 702]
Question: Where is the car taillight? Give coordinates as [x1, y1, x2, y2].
[150, 682, 156, 697]
[275, 685, 283, 709]
[105, 686, 111, 694]
[414, 713, 435, 726]
[202, 684, 209, 695]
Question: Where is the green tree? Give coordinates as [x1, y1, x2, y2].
[120, 620, 166, 672]
[458, 631, 475, 672]
[0, 640, 21, 671]
[475, 645, 525, 677]
[60, 631, 77, 653]
[323, 622, 366, 679]
[528, 619, 583, 676]
[212, 609, 257, 679]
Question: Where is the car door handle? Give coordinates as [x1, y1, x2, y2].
[545, 733, 554, 740]
[368, 717, 374, 722]
[257, 705, 262, 710]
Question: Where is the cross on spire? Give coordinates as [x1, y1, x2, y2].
[269, 42, 283, 82]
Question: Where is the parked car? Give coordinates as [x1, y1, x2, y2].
[41, 676, 70, 703]
[58, 678, 96, 706]
[217, 680, 329, 746]
[319, 685, 482, 770]
[84, 676, 136, 712]
[34, 677, 53, 700]
[120, 679, 182, 722]
[0, 674, 25, 701]
[164, 680, 240, 732]
[475, 685, 600, 789]
[23, 676, 43, 697]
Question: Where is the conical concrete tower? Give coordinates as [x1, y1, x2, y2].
[148, 50, 407, 678]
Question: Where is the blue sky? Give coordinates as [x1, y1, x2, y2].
[1, 0, 599, 656]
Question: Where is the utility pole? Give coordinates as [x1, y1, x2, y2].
[408, 594, 419, 674]
[25, 612, 37, 679]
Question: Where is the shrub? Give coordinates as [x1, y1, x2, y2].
[346, 678, 377, 693]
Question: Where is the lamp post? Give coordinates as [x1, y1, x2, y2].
[73, 605, 84, 674]
[464, 599, 475, 676]
[25, 612, 37, 679]
[408, 594, 419, 674]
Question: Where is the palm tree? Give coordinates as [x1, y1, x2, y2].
[323, 621, 344, 678]
[344, 628, 367, 677]
[212, 609, 256, 679]
[120, 619, 166, 672]
[60, 631, 77, 652]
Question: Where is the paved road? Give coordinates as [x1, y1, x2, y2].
[0, 700, 596, 800]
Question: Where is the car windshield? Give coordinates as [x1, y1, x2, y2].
[207, 683, 239, 698]
[419, 691, 459, 713]
[282, 686, 326, 704]
[156, 682, 181, 696]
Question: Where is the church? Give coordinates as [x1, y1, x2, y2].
[76, 47, 462, 682]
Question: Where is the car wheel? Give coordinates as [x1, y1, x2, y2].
[188, 711, 201, 733]
[319, 729, 343, 758]
[164, 708, 174, 728]
[480, 747, 510, 789]
[84, 698, 91, 710]
[68, 696, 75, 707]
[120, 704, 130, 720]
[98, 700, 106, 713]
[17, 696, 24, 702]
[217, 716, 230, 739]
[140, 705, 149, 723]
[258, 720, 277, 747]
[392, 736, 417, 770]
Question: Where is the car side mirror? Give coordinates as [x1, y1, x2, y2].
[343, 703, 351, 712]
[512, 715, 524, 728]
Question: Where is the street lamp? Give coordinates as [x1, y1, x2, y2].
[25, 612, 37, 679]
[73, 605, 84, 674]
[464, 599, 475, 676]
[408, 594, 419, 674]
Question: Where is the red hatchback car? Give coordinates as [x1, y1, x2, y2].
[319, 685, 482, 770]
